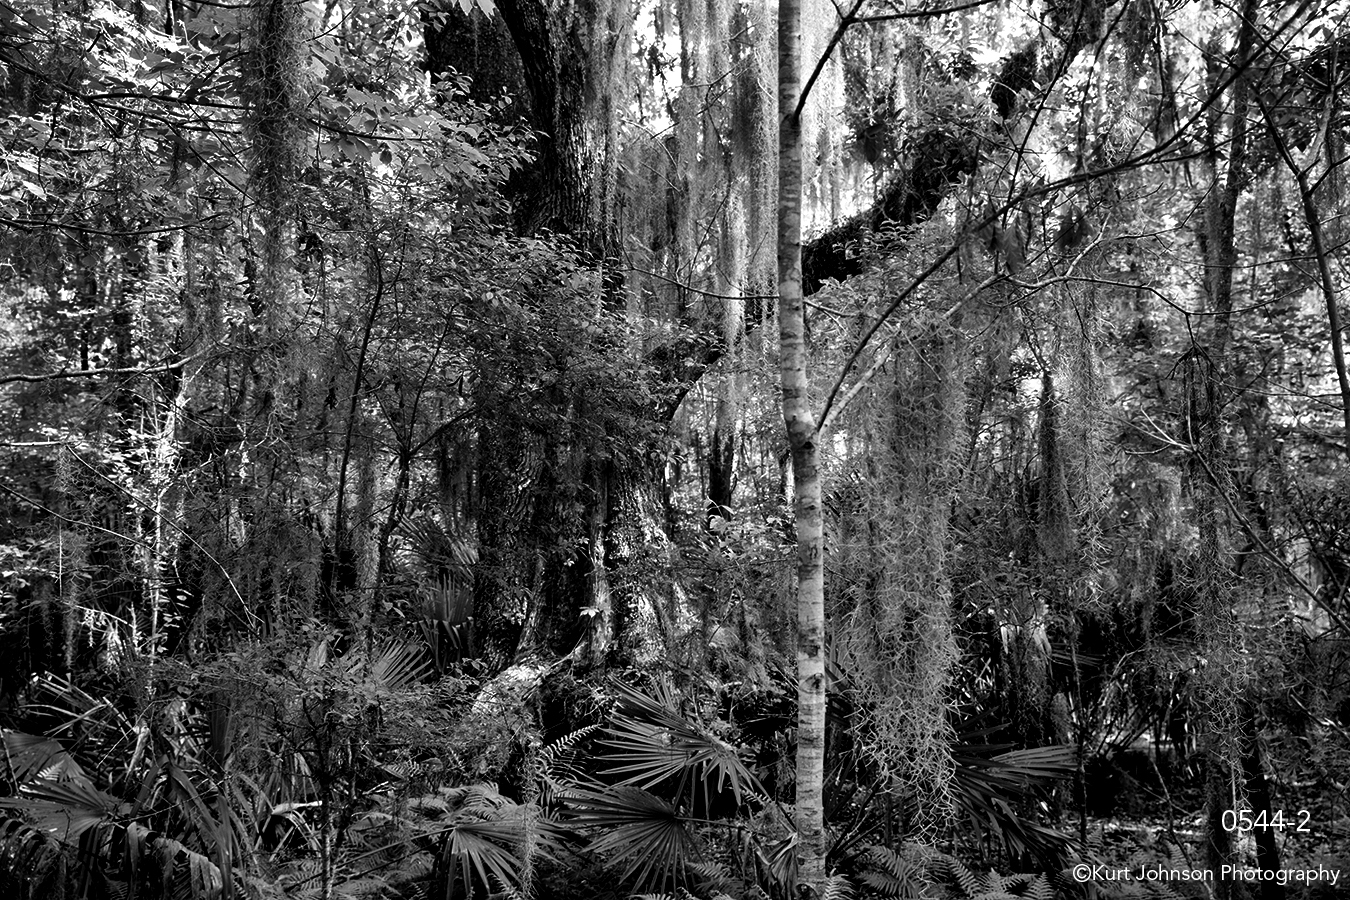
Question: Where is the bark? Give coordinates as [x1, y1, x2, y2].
[425, 1, 631, 668]
[1241, 710, 1284, 900]
[468, 0, 619, 257]
[708, 404, 735, 525]
[802, 127, 979, 293]
[1193, 5, 1259, 897]
[581, 463, 612, 669]
[778, 0, 827, 894]
[422, 7, 528, 110]
[473, 422, 527, 667]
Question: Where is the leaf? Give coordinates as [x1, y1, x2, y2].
[948, 744, 1076, 864]
[1, 730, 88, 785]
[439, 788, 560, 898]
[600, 679, 762, 814]
[565, 784, 699, 891]
[0, 816, 65, 894]
[0, 778, 121, 841]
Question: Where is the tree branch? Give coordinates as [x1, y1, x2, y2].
[0, 357, 198, 387]
[1255, 88, 1350, 448]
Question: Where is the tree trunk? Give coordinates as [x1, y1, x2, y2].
[1193, 4, 1259, 896]
[477, 0, 621, 257]
[777, 0, 827, 894]
[426, 1, 635, 670]
[1257, 100, 1350, 445]
[1241, 709, 1284, 900]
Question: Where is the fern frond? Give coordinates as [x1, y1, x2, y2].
[938, 852, 980, 898]
[539, 723, 601, 766]
[857, 844, 933, 899]
[688, 858, 731, 890]
[823, 873, 855, 900]
[1025, 873, 1054, 900]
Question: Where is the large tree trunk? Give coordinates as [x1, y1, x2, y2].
[425, 1, 634, 667]
[777, 1, 827, 894]
[478, 0, 622, 257]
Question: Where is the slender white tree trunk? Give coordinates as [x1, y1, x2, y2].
[777, 0, 827, 893]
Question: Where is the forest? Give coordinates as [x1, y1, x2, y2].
[2, 0, 1350, 897]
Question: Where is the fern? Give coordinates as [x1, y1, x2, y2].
[537, 723, 602, 803]
[823, 873, 856, 900]
[917, 853, 1063, 900]
[939, 853, 981, 898]
[1093, 882, 1185, 900]
[687, 858, 733, 893]
[1024, 873, 1055, 900]
[858, 844, 930, 899]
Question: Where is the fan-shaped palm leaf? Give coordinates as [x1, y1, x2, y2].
[0, 777, 122, 840]
[565, 784, 700, 892]
[435, 784, 563, 898]
[2, 730, 89, 784]
[601, 680, 762, 813]
[949, 744, 1076, 864]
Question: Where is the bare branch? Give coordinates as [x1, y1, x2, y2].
[0, 357, 198, 388]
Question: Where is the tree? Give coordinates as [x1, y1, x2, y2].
[776, 0, 828, 894]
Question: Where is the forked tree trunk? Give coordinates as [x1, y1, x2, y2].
[777, 0, 826, 894]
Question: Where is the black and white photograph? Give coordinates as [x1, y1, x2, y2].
[2, 0, 1349, 897]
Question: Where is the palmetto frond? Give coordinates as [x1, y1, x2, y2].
[0, 729, 232, 899]
[565, 784, 700, 892]
[430, 784, 563, 899]
[949, 744, 1077, 864]
[0, 780, 225, 899]
[2, 729, 90, 784]
[600, 679, 762, 813]
[0, 815, 65, 898]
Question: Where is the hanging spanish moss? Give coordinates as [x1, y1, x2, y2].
[243, 0, 310, 330]
[836, 309, 966, 833]
[741, 0, 777, 333]
[245, 0, 307, 212]
[590, 0, 632, 255]
[54, 449, 80, 675]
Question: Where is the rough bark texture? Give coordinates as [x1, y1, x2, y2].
[425, 1, 631, 667]
[778, 1, 827, 894]
[801, 128, 979, 294]
[422, 7, 528, 109]
[426, 1, 619, 256]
